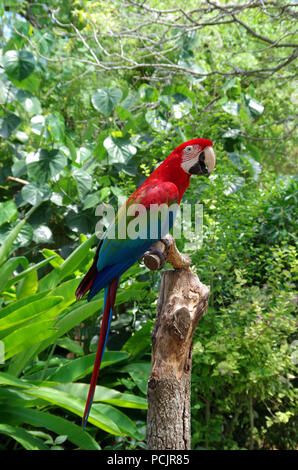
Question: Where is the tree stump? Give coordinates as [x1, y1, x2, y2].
[143, 235, 210, 450]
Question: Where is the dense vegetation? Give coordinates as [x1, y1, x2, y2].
[0, 0, 297, 450]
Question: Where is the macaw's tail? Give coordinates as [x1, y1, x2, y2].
[81, 277, 118, 429]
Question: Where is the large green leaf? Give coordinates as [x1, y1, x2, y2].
[93, 403, 144, 440]
[16, 89, 42, 115]
[3, 50, 35, 81]
[0, 201, 18, 227]
[21, 182, 51, 206]
[46, 112, 65, 142]
[15, 269, 38, 300]
[30, 114, 45, 135]
[0, 371, 33, 388]
[0, 219, 26, 267]
[27, 149, 67, 183]
[145, 109, 172, 132]
[0, 256, 28, 294]
[54, 382, 147, 409]
[104, 136, 137, 164]
[3, 318, 58, 359]
[0, 112, 21, 138]
[0, 423, 48, 450]
[0, 295, 63, 338]
[47, 351, 129, 383]
[91, 88, 122, 116]
[160, 93, 193, 118]
[72, 168, 92, 198]
[0, 406, 100, 450]
[24, 386, 123, 435]
[5, 256, 56, 290]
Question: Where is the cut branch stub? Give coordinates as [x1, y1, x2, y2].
[143, 234, 191, 271]
[144, 235, 210, 450]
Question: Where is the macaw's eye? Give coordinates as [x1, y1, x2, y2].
[185, 145, 193, 152]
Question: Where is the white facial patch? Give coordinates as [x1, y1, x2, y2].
[181, 144, 202, 174]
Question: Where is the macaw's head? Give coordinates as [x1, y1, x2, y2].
[177, 138, 215, 177]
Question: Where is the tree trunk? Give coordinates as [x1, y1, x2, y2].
[143, 236, 209, 450]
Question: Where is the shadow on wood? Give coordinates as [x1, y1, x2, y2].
[143, 234, 210, 450]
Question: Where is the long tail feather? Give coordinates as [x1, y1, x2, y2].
[81, 277, 118, 429]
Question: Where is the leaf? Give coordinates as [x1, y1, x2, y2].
[93, 403, 144, 440]
[0, 406, 100, 450]
[0, 218, 27, 267]
[16, 89, 42, 115]
[115, 105, 136, 133]
[30, 114, 45, 135]
[145, 109, 172, 133]
[15, 269, 38, 300]
[13, 222, 33, 249]
[241, 154, 262, 181]
[24, 387, 123, 435]
[245, 95, 264, 116]
[3, 50, 35, 81]
[92, 88, 123, 116]
[46, 112, 65, 142]
[122, 321, 153, 357]
[5, 256, 57, 289]
[0, 72, 18, 104]
[72, 168, 92, 198]
[65, 135, 77, 162]
[32, 225, 53, 244]
[222, 128, 240, 139]
[47, 351, 129, 383]
[0, 296, 63, 339]
[55, 383, 147, 410]
[114, 159, 137, 177]
[0, 201, 18, 227]
[120, 362, 151, 395]
[2, 315, 60, 359]
[56, 337, 84, 356]
[21, 182, 51, 206]
[27, 149, 67, 183]
[104, 136, 137, 164]
[42, 249, 63, 268]
[222, 175, 246, 195]
[0, 371, 33, 388]
[82, 191, 101, 210]
[0, 256, 28, 294]
[0, 423, 48, 450]
[139, 85, 158, 102]
[222, 101, 240, 116]
[0, 113, 21, 139]
[160, 93, 192, 118]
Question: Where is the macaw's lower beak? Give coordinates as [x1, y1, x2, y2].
[189, 146, 216, 177]
[189, 159, 209, 176]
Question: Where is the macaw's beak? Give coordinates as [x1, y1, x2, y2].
[189, 146, 216, 177]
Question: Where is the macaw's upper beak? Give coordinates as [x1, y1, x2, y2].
[189, 146, 216, 177]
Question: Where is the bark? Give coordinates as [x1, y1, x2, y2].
[143, 235, 209, 450]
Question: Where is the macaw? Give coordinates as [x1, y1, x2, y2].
[75, 138, 215, 428]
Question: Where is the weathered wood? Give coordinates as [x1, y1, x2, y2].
[144, 236, 209, 450]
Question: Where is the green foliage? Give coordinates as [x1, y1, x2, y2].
[0, 0, 297, 450]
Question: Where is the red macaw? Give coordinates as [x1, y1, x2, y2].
[75, 138, 215, 428]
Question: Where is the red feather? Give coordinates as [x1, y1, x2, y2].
[81, 277, 118, 428]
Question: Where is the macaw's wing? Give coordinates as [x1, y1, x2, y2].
[76, 181, 179, 300]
